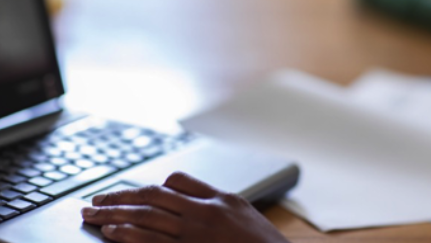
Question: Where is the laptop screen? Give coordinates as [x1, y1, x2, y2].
[0, 0, 64, 119]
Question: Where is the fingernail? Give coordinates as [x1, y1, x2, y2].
[102, 225, 117, 235]
[81, 207, 100, 217]
[93, 194, 107, 205]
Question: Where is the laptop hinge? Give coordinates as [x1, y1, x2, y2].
[0, 110, 87, 149]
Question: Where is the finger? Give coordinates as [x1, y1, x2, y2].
[82, 205, 181, 237]
[92, 185, 195, 214]
[101, 224, 176, 243]
[163, 172, 219, 199]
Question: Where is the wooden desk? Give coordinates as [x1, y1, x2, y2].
[56, 0, 431, 242]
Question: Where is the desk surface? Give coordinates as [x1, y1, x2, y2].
[56, 0, 431, 242]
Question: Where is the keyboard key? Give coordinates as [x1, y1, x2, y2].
[0, 190, 23, 201]
[49, 157, 69, 166]
[34, 163, 56, 172]
[124, 153, 144, 163]
[60, 165, 81, 175]
[7, 199, 36, 212]
[13, 183, 38, 194]
[18, 168, 42, 178]
[0, 200, 6, 206]
[23, 192, 52, 205]
[79, 145, 98, 156]
[121, 128, 141, 140]
[0, 206, 19, 219]
[28, 152, 49, 162]
[104, 148, 122, 159]
[2, 174, 27, 184]
[64, 151, 82, 160]
[0, 182, 12, 190]
[75, 159, 95, 169]
[93, 141, 112, 151]
[132, 136, 153, 148]
[28, 177, 53, 187]
[56, 141, 76, 152]
[110, 160, 131, 169]
[91, 154, 109, 164]
[96, 134, 112, 142]
[44, 171, 67, 181]
[36, 140, 52, 148]
[12, 159, 33, 167]
[115, 143, 136, 153]
[68, 136, 88, 145]
[87, 127, 103, 134]
[43, 147, 63, 157]
[40, 165, 117, 197]
[141, 145, 163, 158]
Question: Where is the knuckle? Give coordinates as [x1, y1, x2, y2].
[103, 193, 116, 205]
[201, 201, 224, 220]
[138, 185, 163, 205]
[104, 190, 126, 205]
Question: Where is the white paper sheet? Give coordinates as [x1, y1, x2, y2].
[349, 69, 431, 131]
[181, 70, 431, 232]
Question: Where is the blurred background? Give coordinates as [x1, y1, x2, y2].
[46, 0, 431, 129]
[40, 0, 431, 239]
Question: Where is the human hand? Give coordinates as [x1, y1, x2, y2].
[81, 172, 290, 243]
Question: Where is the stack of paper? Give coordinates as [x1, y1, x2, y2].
[181, 70, 431, 232]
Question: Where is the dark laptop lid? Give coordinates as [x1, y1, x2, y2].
[0, 0, 65, 129]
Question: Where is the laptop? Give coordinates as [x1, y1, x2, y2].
[0, 0, 300, 242]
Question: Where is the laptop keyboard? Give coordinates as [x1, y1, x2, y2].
[0, 118, 193, 223]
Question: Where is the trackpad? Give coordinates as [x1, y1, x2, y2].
[0, 199, 110, 243]
[0, 181, 142, 243]
[83, 181, 140, 203]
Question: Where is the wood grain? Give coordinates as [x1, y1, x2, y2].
[265, 206, 431, 243]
